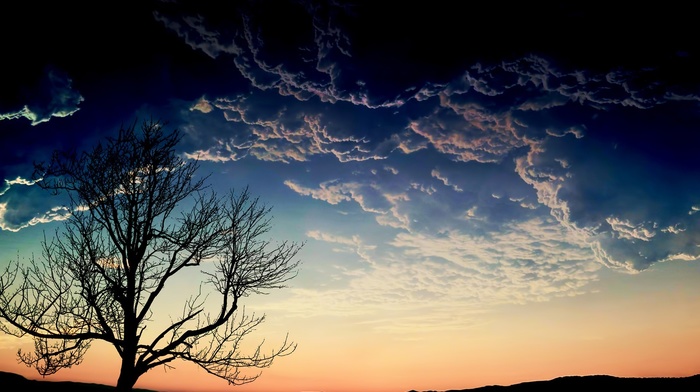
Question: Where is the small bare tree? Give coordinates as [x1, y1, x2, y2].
[0, 119, 303, 391]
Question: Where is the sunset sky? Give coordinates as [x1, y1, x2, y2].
[2, 1, 700, 392]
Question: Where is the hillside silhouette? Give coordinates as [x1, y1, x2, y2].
[412, 373, 700, 392]
[0, 371, 157, 392]
[3, 370, 700, 391]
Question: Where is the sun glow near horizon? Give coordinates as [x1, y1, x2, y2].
[2, 260, 700, 392]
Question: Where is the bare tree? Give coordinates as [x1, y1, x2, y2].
[0, 119, 303, 391]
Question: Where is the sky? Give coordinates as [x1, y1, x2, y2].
[1, 1, 700, 391]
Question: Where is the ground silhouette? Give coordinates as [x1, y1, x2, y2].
[3, 370, 700, 391]
[411, 373, 700, 392]
[0, 371, 157, 392]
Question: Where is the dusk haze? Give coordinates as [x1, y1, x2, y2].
[1, 2, 699, 392]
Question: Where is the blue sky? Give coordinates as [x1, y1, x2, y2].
[1, 2, 700, 391]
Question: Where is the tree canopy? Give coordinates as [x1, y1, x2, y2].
[0, 119, 303, 391]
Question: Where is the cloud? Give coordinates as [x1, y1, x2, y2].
[0, 177, 41, 196]
[0, 176, 73, 232]
[153, 11, 242, 59]
[410, 182, 436, 196]
[162, 0, 700, 276]
[408, 100, 527, 164]
[431, 169, 463, 192]
[515, 123, 700, 272]
[262, 216, 599, 334]
[184, 139, 248, 162]
[546, 127, 585, 139]
[154, 1, 470, 111]
[284, 180, 351, 205]
[185, 96, 403, 163]
[287, 154, 541, 240]
[414, 54, 700, 272]
[306, 230, 376, 266]
[190, 97, 214, 113]
[383, 165, 398, 175]
[0, 67, 83, 125]
[389, 217, 600, 303]
[0, 203, 71, 232]
[285, 179, 390, 215]
[606, 217, 656, 242]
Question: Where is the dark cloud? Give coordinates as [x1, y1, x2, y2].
[0, 66, 83, 125]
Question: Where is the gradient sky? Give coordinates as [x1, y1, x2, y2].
[2, 2, 700, 392]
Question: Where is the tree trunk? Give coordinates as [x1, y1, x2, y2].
[116, 345, 138, 391]
[117, 279, 139, 392]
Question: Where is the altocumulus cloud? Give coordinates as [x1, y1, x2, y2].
[153, 1, 700, 282]
[185, 42, 698, 278]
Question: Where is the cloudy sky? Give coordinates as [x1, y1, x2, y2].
[2, 1, 700, 392]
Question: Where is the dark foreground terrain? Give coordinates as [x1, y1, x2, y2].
[413, 374, 700, 392]
[3, 371, 700, 391]
[0, 371, 157, 392]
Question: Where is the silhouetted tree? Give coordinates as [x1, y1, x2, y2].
[0, 119, 303, 391]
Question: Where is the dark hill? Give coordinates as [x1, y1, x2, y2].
[4, 370, 700, 391]
[0, 371, 158, 392]
[411, 374, 700, 392]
